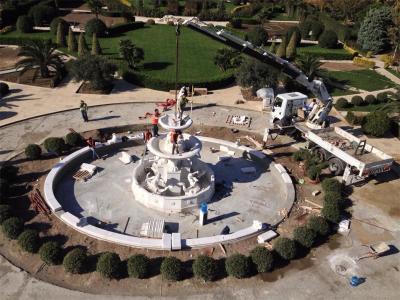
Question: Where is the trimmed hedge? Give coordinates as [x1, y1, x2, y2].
[225, 254, 251, 278]
[160, 256, 182, 281]
[44, 137, 65, 155]
[351, 95, 364, 106]
[362, 111, 391, 137]
[122, 69, 235, 91]
[16, 15, 33, 33]
[345, 111, 365, 125]
[376, 92, 389, 103]
[321, 178, 342, 195]
[1, 217, 24, 239]
[322, 201, 341, 223]
[274, 237, 297, 260]
[192, 255, 219, 282]
[63, 248, 87, 274]
[250, 246, 274, 273]
[335, 98, 350, 109]
[364, 94, 377, 105]
[50, 17, 69, 36]
[96, 252, 121, 279]
[318, 30, 338, 49]
[85, 18, 107, 38]
[0, 35, 52, 46]
[293, 226, 317, 248]
[39, 241, 63, 265]
[65, 132, 82, 147]
[308, 216, 330, 236]
[18, 229, 41, 253]
[0, 205, 12, 224]
[25, 144, 42, 160]
[353, 57, 375, 69]
[0, 82, 10, 97]
[127, 254, 150, 279]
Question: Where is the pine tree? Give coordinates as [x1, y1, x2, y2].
[286, 31, 298, 60]
[56, 22, 66, 47]
[78, 32, 88, 56]
[269, 41, 276, 54]
[276, 37, 286, 58]
[67, 27, 77, 52]
[91, 33, 101, 55]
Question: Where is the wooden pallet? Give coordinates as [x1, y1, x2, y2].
[226, 115, 252, 128]
[72, 169, 92, 182]
[28, 188, 51, 218]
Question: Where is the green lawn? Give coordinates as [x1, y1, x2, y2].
[297, 44, 351, 59]
[98, 25, 231, 83]
[387, 68, 400, 79]
[322, 69, 398, 92]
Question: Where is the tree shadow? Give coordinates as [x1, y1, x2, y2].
[25, 221, 52, 232]
[41, 234, 69, 246]
[143, 62, 172, 70]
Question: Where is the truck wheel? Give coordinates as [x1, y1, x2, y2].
[328, 157, 345, 176]
[312, 147, 326, 161]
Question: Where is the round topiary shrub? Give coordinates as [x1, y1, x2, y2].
[324, 191, 342, 206]
[321, 178, 342, 194]
[318, 30, 338, 48]
[127, 254, 150, 279]
[65, 132, 82, 147]
[376, 92, 388, 103]
[146, 19, 156, 25]
[29, 4, 56, 26]
[229, 18, 242, 29]
[0, 82, 10, 97]
[160, 256, 182, 281]
[44, 137, 65, 156]
[96, 252, 121, 279]
[247, 26, 269, 47]
[345, 111, 356, 124]
[225, 253, 251, 278]
[274, 237, 297, 260]
[192, 255, 219, 282]
[322, 201, 341, 223]
[307, 165, 321, 181]
[50, 17, 69, 35]
[250, 246, 274, 273]
[335, 98, 350, 109]
[18, 229, 41, 253]
[364, 94, 377, 105]
[351, 95, 364, 106]
[25, 144, 42, 160]
[362, 111, 391, 137]
[293, 226, 317, 248]
[0, 205, 12, 224]
[310, 21, 324, 40]
[1, 217, 24, 239]
[292, 149, 309, 161]
[85, 18, 107, 37]
[16, 15, 33, 33]
[63, 248, 87, 274]
[307, 216, 330, 236]
[39, 241, 63, 265]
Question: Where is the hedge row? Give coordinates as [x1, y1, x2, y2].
[299, 49, 353, 60]
[353, 57, 375, 69]
[122, 69, 235, 91]
[0, 36, 51, 46]
[335, 92, 397, 111]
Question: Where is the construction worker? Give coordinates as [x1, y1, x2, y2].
[143, 129, 152, 155]
[86, 137, 100, 159]
[80, 100, 89, 122]
[151, 108, 161, 137]
[169, 129, 179, 154]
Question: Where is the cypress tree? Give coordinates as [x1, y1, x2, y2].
[67, 27, 78, 52]
[286, 31, 298, 60]
[91, 33, 101, 55]
[269, 41, 276, 54]
[56, 22, 66, 47]
[78, 32, 88, 56]
[276, 37, 287, 58]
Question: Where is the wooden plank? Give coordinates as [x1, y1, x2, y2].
[219, 243, 227, 256]
[305, 198, 323, 209]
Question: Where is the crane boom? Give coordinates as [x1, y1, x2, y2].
[183, 18, 333, 125]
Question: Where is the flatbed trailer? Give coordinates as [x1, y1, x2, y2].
[264, 124, 394, 185]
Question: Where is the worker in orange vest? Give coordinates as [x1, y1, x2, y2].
[151, 108, 160, 137]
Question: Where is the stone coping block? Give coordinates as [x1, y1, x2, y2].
[172, 233, 182, 250]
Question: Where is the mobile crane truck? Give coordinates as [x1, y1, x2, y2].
[182, 18, 393, 185]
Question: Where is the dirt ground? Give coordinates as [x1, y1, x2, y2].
[0, 46, 21, 70]
[321, 62, 365, 72]
[0, 69, 61, 88]
[77, 82, 113, 94]
[62, 13, 125, 29]
[0, 125, 322, 296]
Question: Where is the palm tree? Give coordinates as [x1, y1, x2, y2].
[295, 53, 323, 80]
[15, 40, 65, 80]
[86, 0, 102, 20]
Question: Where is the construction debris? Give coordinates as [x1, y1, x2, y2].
[305, 198, 323, 208]
[312, 190, 321, 196]
[219, 243, 227, 256]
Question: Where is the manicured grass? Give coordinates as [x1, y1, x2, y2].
[337, 103, 387, 112]
[387, 68, 400, 79]
[0, 30, 53, 40]
[98, 24, 232, 82]
[270, 13, 299, 21]
[323, 69, 397, 92]
[298, 45, 351, 59]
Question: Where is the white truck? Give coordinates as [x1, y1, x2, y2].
[182, 18, 394, 184]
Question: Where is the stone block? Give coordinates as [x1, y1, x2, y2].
[119, 151, 132, 164]
[257, 230, 278, 244]
[171, 233, 182, 250]
[162, 233, 172, 250]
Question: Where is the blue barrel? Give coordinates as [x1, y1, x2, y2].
[200, 202, 208, 214]
[350, 276, 361, 287]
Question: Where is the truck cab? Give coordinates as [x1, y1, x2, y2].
[271, 92, 308, 124]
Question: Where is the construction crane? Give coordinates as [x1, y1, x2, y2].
[182, 18, 333, 129]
